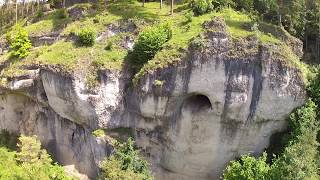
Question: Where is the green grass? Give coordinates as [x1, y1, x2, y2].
[133, 6, 284, 82]
[62, 11, 121, 36]
[24, 10, 72, 36]
[0, 0, 304, 86]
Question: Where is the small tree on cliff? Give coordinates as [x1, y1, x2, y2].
[100, 138, 153, 180]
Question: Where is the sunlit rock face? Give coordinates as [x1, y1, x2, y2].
[128, 18, 305, 179]
[0, 17, 305, 179]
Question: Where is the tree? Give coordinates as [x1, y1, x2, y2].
[223, 153, 270, 180]
[223, 100, 319, 180]
[254, 0, 278, 22]
[0, 135, 72, 180]
[171, 0, 174, 15]
[276, 0, 306, 39]
[233, 0, 253, 12]
[100, 138, 153, 180]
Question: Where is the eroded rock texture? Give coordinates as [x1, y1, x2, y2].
[0, 18, 305, 179]
[128, 18, 305, 179]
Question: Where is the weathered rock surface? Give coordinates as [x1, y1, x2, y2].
[0, 18, 306, 179]
[127, 18, 306, 179]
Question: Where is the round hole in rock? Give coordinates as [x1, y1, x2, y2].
[182, 94, 212, 112]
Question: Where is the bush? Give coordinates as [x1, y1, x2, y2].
[36, 10, 44, 18]
[269, 100, 319, 180]
[223, 100, 319, 180]
[191, 0, 210, 15]
[190, 0, 234, 15]
[76, 28, 96, 46]
[6, 25, 32, 58]
[55, 8, 68, 19]
[184, 11, 194, 23]
[92, 129, 105, 137]
[100, 138, 152, 180]
[131, 23, 172, 69]
[308, 70, 320, 105]
[233, 0, 254, 12]
[223, 153, 270, 180]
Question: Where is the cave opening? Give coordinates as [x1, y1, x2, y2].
[183, 94, 212, 112]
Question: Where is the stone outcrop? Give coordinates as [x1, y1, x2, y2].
[128, 18, 305, 179]
[0, 18, 306, 179]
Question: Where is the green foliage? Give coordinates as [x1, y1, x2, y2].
[6, 25, 32, 58]
[153, 80, 164, 87]
[0, 135, 72, 180]
[281, 0, 306, 39]
[190, 0, 233, 15]
[55, 8, 68, 19]
[184, 11, 194, 23]
[36, 10, 44, 18]
[191, 0, 210, 15]
[308, 67, 320, 105]
[76, 28, 96, 46]
[223, 100, 319, 180]
[131, 23, 172, 69]
[92, 129, 106, 137]
[223, 153, 270, 180]
[233, 0, 253, 12]
[100, 138, 152, 180]
[270, 100, 319, 180]
[253, 0, 278, 22]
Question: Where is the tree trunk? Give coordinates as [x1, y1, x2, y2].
[142, 0, 145, 7]
[160, 0, 163, 9]
[15, 0, 18, 24]
[170, 0, 174, 15]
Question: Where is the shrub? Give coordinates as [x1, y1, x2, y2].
[100, 138, 153, 180]
[76, 28, 96, 46]
[223, 100, 319, 180]
[308, 69, 320, 105]
[190, 0, 234, 15]
[223, 153, 270, 180]
[36, 10, 44, 18]
[131, 23, 172, 69]
[269, 100, 319, 180]
[6, 25, 32, 58]
[55, 8, 68, 19]
[92, 129, 105, 137]
[184, 11, 194, 23]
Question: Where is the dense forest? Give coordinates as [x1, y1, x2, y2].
[0, 0, 320, 180]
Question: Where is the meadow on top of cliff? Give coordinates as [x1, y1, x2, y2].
[0, 0, 308, 87]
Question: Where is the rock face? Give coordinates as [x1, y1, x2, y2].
[127, 18, 306, 179]
[0, 18, 306, 179]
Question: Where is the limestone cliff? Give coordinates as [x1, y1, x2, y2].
[0, 18, 305, 179]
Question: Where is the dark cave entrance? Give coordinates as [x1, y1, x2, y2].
[182, 94, 212, 112]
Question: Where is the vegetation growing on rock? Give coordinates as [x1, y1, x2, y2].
[100, 138, 152, 180]
[223, 74, 320, 180]
[6, 25, 32, 58]
[0, 133, 72, 180]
